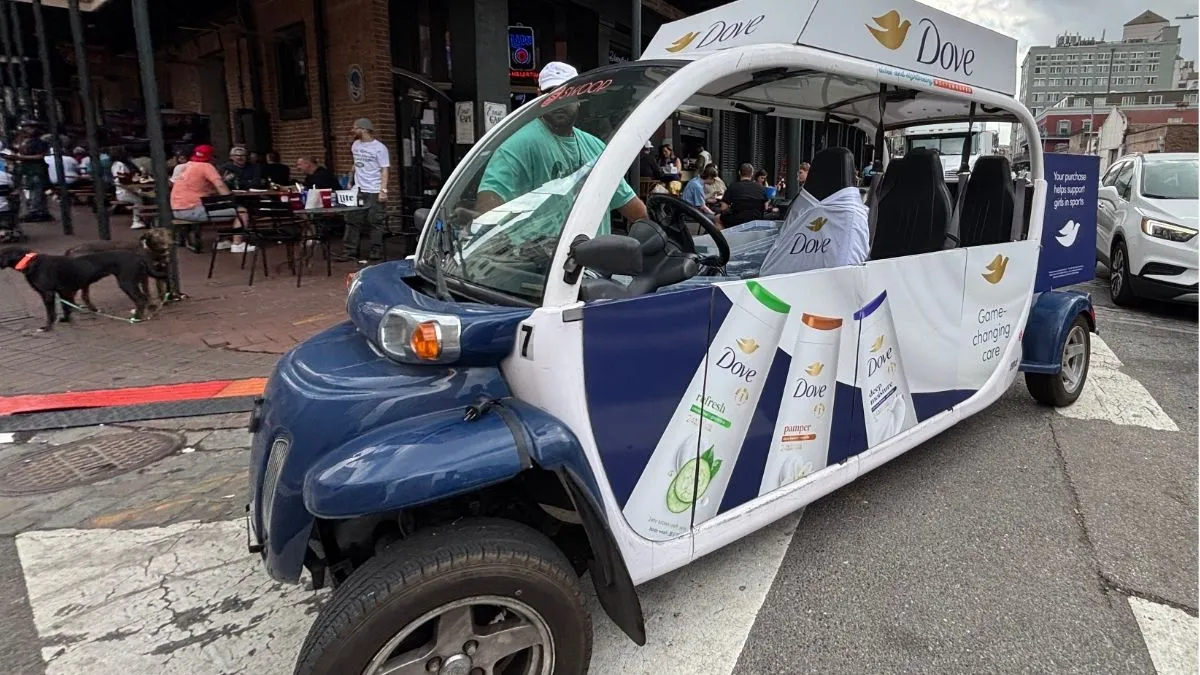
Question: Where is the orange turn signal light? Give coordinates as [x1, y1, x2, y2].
[345, 272, 358, 291]
[409, 321, 443, 360]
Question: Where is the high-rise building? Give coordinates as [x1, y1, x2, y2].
[1019, 11, 1183, 117]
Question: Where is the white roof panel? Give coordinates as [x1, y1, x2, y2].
[642, 0, 1017, 96]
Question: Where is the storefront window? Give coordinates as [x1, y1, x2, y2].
[274, 23, 311, 120]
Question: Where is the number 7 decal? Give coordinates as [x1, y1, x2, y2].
[519, 324, 534, 359]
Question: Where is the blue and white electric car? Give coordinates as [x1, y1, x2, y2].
[247, 1, 1100, 672]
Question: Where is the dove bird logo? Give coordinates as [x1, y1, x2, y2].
[981, 254, 1009, 284]
[1056, 220, 1081, 248]
[666, 32, 700, 53]
[867, 11, 911, 50]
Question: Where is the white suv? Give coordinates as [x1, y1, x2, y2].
[1097, 152, 1198, 305]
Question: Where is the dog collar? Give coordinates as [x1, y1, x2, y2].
[13, 252, 36, 271]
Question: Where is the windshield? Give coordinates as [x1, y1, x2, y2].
[907, 132, 984, 156]
[1141, 157, 1199, 200]
[418, 63, 680, 304]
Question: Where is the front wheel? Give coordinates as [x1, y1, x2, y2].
[295, 519, 592, 675]
[1109, 239, 1138, 307]
[1026, 314, 1091, 407]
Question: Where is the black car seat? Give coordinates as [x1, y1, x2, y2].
[956, 155, 1016, 248]
[869, 147, 953, 260]
[804, 146, 857, 201]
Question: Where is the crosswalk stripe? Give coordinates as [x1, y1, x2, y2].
[1128, 597, 1200, 675]
[1055, 334, 1179, 431]
[16, 515, 801, 674]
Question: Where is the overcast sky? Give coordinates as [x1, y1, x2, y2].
[921, 0, 1199, 67]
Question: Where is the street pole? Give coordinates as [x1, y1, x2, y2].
[631, 0, 642, 59]
[0, 1, 15, 124]
[31, 0, 71, 233]
[130, 0, 182, 296]
[67, 0, 108, 239]
[6, 0, 28, 115]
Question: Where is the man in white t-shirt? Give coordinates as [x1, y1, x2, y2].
[45, 152, 80, 185]
[340, 117, 391, 261]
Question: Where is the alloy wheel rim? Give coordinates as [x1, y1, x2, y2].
[1060, 325, 1088, 393]
[1111, 248, 1125, 297]
[361, 595, 554, 675]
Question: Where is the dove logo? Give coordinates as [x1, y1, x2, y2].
[915, 18, 975, 76]
[693, 15, 766, 50]
[867, 11, 911, 50]
[981, 254, 1009, 284]
[665, 31, 699, 53]
[1056, 220, 1081, 248]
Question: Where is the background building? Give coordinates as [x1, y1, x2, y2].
[1019, 11, 1184, 117]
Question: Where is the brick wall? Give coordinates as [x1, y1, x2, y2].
[1125, 124, 1199, 154]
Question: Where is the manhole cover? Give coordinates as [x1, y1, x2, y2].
[0, 431, 183, 495]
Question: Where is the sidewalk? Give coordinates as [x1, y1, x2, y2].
[0, 205, 361, 397]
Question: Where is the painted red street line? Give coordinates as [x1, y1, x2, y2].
[0, 378, 268, 416]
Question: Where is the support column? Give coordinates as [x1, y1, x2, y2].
[0, 1, 15, 123]
[448, 0, 508, 143]
[67, 0, 108, 239]
[31, 0, 70, 233]
[131, 0, 182, 296]
[631, 0, 642, 59]
[5, 0, 27, 114]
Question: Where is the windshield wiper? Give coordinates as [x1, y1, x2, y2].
[1142, 192, 1186, 200]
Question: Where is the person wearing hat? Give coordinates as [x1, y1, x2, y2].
[171, 144, 251, 253]
[219, 145, 265, 191]
[474, 61, 648, 234]
[639, 140, 665, 181]
[340, 117, 390, 261]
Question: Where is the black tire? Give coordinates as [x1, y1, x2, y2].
[294, 518, 592, 675]
[1026, 314, 1091, 407]
[1109, 239, 1138, 307]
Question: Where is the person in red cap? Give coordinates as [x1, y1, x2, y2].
[170, 144, 250, 253]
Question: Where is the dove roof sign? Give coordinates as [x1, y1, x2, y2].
[641, 0, 1016, 96]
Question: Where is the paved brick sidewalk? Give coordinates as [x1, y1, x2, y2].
[0, 206, 371, 396]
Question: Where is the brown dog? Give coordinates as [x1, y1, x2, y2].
[64, 228, 174, 316]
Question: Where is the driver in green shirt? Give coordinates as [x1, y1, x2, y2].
[475, 61, 648, 236]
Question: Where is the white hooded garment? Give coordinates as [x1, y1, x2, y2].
[759, 186, 869, 277]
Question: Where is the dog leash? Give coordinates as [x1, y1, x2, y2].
[56, 296, 142, 324]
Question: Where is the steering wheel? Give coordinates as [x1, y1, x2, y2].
[646, 193, 731, 268]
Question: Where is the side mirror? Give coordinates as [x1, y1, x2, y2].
[414, 208, 430, 229]
[564, 234, 643, 283]
[1097, 185, 1119, 203]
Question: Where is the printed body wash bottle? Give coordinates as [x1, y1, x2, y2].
[623, 281, 791, 540]
[758, 313, 842, 496]
[854, 290, 918, 447]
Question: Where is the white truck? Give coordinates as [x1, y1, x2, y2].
[890, 123, 1002, 182]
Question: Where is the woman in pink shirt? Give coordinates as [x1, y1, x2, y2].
[170, 145, 251, 253]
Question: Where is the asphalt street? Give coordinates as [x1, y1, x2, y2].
[0, 277, 1195, 675]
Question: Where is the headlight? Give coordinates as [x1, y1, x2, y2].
[261, 437, 290, 535]
[1141, 218, 1197, 243]
[378, 308, 462, 364]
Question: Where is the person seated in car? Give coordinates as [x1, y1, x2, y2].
[474, 61, 648, 236]
[759, 162, 868, 276]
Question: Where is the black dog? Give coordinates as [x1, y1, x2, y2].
[0, 246, 168, 331]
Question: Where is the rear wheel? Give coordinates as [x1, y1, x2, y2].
[1109, 240, 1138, 307]
[1026, 314, 1091, 407]
[295, 519, 591, 675]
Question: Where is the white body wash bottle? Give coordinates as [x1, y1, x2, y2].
[854, 290, 918, 447]
[758, 312, 842, 496]
[623, 281, 791, 540]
